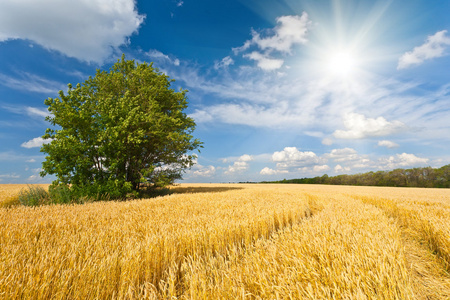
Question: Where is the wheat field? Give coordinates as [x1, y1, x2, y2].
[1, 183, 449, 299]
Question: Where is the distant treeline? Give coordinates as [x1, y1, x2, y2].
[262, 165, 450, 188]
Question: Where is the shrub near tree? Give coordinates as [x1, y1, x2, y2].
[40, 55, 202, 200]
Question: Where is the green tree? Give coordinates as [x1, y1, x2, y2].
[40, 55, 202, 199]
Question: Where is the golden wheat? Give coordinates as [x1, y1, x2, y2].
[0, 183, 449, 299]
[0, 184, 314, 299]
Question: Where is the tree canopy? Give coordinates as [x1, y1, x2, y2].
[40, 55, 202, 199]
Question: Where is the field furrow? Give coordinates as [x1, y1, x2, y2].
[359, 196, 450, 298]
[177, 195, 413, 299]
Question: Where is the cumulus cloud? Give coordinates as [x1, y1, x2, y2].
[21, 137, 51, 148]
[272, 147, 317, 162]
[324, 149, 429, 172]
[192, 165, 216, 177]
[334, 164, 351, 173]
[378, 153, 429, 169]
[225, 161, 249, 174]
[234, 13, 310, 70]
[324, 148, 371, 170]
[0, 0, 145, 63]
[325, 148, 359, 162]
[333, 113, 406, 139]
[260, 167, 276, 175]
[378, 140, 399, 149]
[272, 147, 321, 170]
[398, 30, 450, 69]
[260, 167, 288, 176]
[225, 154, 253, 174]
[238, 154, 253, 162]
[313, 165, 330, 172]
[235, 13, 310, 54]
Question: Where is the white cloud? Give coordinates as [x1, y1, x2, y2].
[0, 0, 145, 63]
[214, 56, 234, 69]
[147, 49, 180, 66]
[334, 164, 351, 173]
[26, 159, 36, 163]
[272, 147, 321, 171]
[313, 165, 330, 172]
[260, 167, 288, 176]
[233, 40, 252, 55]
[225, 161, 249, 174]
[325, 149, 429, 172]
[260, 167, 276, 175]
[378, 153, 429, 169]
[244, 52, 284, 70]
[189, 110, 214, 123]
[236, 13, 310, 54]
[21, 137, 51, 148]
[272, 147, 317, 162]
[26, 107, 50, 118]
[147, 49, 170, 60]
[2, 104, 51, 119]
[378, 140, 399, 149]
[192, 165, 216, 177]
[398, 30, 450, 69]
[238, 154, 253, 162]
[325, 148, 359, 162]
[333, 113, 406, 139]
[176, 0, 184, 7]
[225, 154, 253, 174]
[324, 148, 372, 171]
[235, 13, 310, 70]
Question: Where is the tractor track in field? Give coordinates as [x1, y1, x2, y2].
[358, 196, 450, 299]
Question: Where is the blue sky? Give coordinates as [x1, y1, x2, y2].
[1, 0, 449, 183]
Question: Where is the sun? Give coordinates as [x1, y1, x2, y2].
[325, 50, 358, 78]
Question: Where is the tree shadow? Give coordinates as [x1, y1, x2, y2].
[170, 186, 244, 194]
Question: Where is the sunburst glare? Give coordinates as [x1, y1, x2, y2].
[325, 50, 358, 78]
